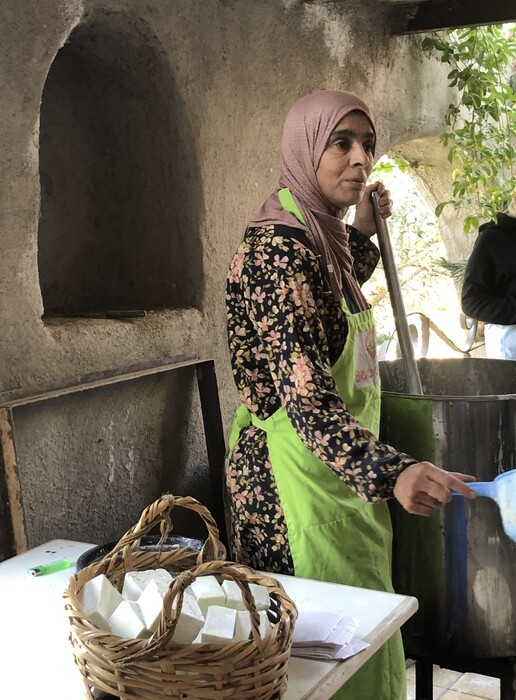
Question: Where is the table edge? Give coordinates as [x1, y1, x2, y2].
[295, 595, 419, 700]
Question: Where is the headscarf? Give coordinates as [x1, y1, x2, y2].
[249, 90, 375, 308]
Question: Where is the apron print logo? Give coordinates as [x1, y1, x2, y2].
[355, 329, 379, 389]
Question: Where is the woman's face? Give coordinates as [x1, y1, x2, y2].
[315, 111, 375, 210]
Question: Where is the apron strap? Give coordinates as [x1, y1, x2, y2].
[227, 404, 252, 454]
[278, 188, 306, 225]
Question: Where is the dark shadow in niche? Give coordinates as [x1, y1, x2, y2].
[38, 10, 203, 317]
[159, 366, 214, 542]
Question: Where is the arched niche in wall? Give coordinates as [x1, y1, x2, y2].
[38, 11, 203, 318]
[389, 137, 473, 262]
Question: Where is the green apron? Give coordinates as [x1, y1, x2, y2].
[228, 189, 406, 699]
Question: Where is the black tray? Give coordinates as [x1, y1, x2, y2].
[76, 534, 203, 571]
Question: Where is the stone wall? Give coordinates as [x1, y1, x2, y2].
[0, 0, 458, 548]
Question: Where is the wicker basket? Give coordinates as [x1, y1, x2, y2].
[64, 494, 298, 699]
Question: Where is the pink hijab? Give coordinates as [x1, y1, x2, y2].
[249, 90, 375, 308]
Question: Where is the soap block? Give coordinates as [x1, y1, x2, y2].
[171, 593, 205, 644]
[233, 610, 272, 641]
[122, 568, 173, 600]
[192, 629, 203, 644]
[233, 609, 252, 641]
[78, 574, 125, 631]
[234, 610, 272, 642]
[249, 584, 270, 612]
[201, 605, 236, 643]
[221, 580, 270, 612]
[108, 600, 148, 639]
[258, 610, 272, 640]
[137, 579, 165, 632]
[188, 576, 226, 616]
[221, 580, 247, 611]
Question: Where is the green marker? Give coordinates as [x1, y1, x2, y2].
[27, 558, 72, 577]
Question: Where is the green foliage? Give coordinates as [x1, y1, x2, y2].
[433, 257, 468, 283]
[373, 156, 428, 174]
[420, 25, 516, 231]
[366, 158, 475, 355]
[365, 157, 448, 334]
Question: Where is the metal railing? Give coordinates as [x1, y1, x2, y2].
[380, 313, 484, 359]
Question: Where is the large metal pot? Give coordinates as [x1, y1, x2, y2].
[380, 358, 516, 659]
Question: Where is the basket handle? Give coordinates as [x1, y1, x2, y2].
[113, 561, 269, 668]
[101, 494, 226, 575]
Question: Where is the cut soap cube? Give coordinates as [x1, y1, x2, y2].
[221, 580, 246, 611]
[137, 579, 165, 632]
[108, 600, 148, 639]
[234, 609, 252, 641]
[201, 605, 236, 643]
[258, 609, 272, 639]
[171, 593, 205, 644]
[78, 574, 125, 631]
[249, 583, 271, 612]
[221, 580, 270, 612]
[188, 575, 225, 616]
[122, 568, 173, 600]
[234, 610, 272, 641]
[192, 629, 203, 644]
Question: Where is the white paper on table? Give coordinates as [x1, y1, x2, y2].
[326, 615, 358, 646]
[290, 609, 368, 661]
[292, 611, 342, 644]
[291, 637, 369, 661]
[333, 637, 370, 660]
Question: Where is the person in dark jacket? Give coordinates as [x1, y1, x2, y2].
[461, 196, 516, 359]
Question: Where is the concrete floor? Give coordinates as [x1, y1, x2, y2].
[407, 661, 501, 699]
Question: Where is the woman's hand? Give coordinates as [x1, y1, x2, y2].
[352, 181, 392, 238]
[393, 462, 477, 516]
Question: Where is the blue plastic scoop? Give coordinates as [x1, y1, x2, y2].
[454, 470, 516, 542]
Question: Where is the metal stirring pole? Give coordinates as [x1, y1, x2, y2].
[371, 190, 423, 395]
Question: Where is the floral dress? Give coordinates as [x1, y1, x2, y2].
[225, 223, 416, 573]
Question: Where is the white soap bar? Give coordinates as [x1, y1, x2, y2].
[201, 605, 236, 643]
[137, 579, 165, 632]
[192, 629, 203, 644]
[79, 574, 125, 631]
[234, 609, 252, 641]
[222, 581, 270, 612]
[221, 580, 247, 611]
[171, 593, 205, 644]
[153, 568, 174, 592]
[188, 576, 226, 616]
[108, 600, 148, 639]
[122, 568, 173, 600]
[249, 584, 271, 612]
[258, 610, 272, 640]
[234, 610, 272, 641]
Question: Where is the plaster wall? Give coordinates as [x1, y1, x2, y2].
[392, 137, 476, 263]
[0, 0, 457, 547]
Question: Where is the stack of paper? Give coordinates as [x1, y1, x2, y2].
[291, 611, 369, 661]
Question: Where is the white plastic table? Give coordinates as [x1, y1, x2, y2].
[0, 540, 417, 699]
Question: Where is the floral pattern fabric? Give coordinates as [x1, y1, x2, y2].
[225, 224, 416, 573]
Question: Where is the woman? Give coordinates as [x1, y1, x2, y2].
[225, 90, 475, 699]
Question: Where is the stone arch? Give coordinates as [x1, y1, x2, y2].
[38, 10, 203, 317]
[389, 136, 475, 262]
